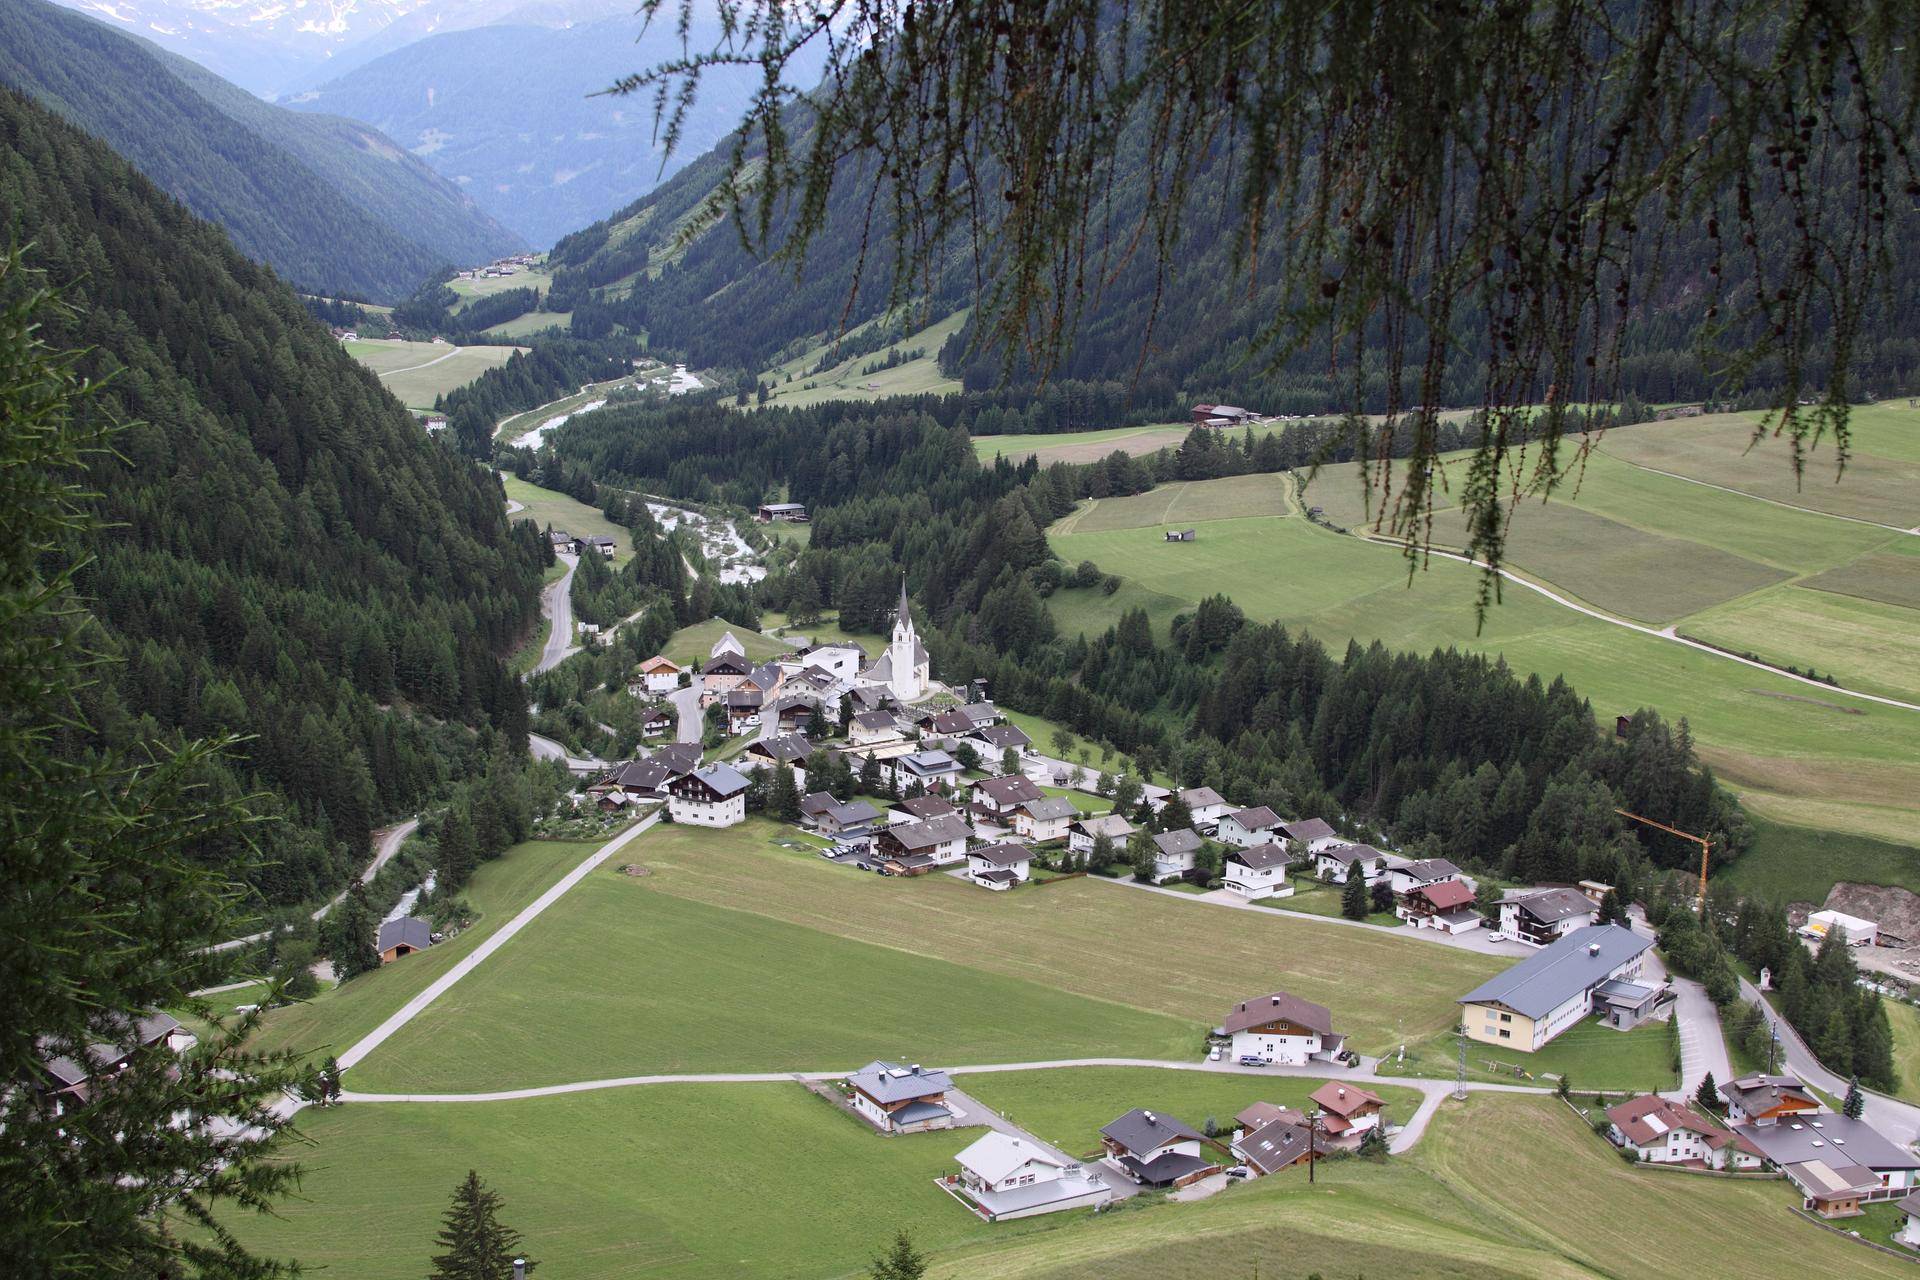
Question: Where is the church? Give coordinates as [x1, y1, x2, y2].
[858, 579, 931, 703]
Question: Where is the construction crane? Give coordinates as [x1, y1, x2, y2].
[1614, 809, 1712, 917]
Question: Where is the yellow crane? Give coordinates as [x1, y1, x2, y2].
[1614, 809, 1712, 916]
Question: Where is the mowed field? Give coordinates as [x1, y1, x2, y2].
[344, 338, 525, 410]
[1050, 414, 1920, 887]
[499, 474, 632, 563]
[347, 820, 1498, 1092]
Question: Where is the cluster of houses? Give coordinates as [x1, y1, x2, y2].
[36, 1012, 195, 1112]
[462, 254, 539, 280]
[547, 529, 617, 559]
[1606, 1071, 1920, 1224]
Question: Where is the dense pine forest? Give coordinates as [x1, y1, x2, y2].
[0, 0, 522, 302]
[0, 87, 544, 908]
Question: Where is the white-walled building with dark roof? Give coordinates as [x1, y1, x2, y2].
[1458, 924, 1664, 1051]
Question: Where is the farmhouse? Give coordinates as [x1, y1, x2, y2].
[1150, 828, 1205, 884]
[591, 756, 680, 800]
[377, 916, 433, 964]
[667, 763, 750, 827]
[1396, 879, 1481, 933]
[724, 688, 764, 734]
[1176, 786, 1233, 829]
[1606, 1096, 1762, 1170]
[1010, 796, 1077, 844]
[948, 1132, 1113, 1221]
[581, 534, 616, 559]
[1498, 887, 1601, 948]
[1458, 924, 1665, 1052]
[874, 813, 971, 872]
[755, 502, 808, 523]
[1279, 817, 1344, 853]
[1223, 842, 1294, 900]
[38, 1012, 193, 1107]
[1068, 812, 1134, 855]
[1100, 1109, 1218, 1188]
[845, 1061, 954, 1133]
[742, 732, 812, 785]
[548, 529, 579, 554]
[1221, 991, 1343, 1065]
[968, 841, 1035, 890]
[849, 709, 904, 747]
[768, 696, 818, 734]
[701, 651, 753, 697]
[1191, 402, 1259, 424]
[959, 701, 1002, 729]
[635, 655, 684, 693]
[1310, 1082, 1387, 1145]
[1719, 1074, 1822, 1127]
[1215, 805, 1283, 848]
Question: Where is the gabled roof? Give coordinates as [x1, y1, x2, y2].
[972, 724, 1031, 749]
[893, 794, 959, 820]
[682, 763, 750, 799]
[725, 688, 764, 708]
[1178, 786, 1226, 809]
[1309, 1082, 1384, 1119]
[1280, 818, 1336, 843]
[971, 841, 1035, 867]
[883, 813, 971, 851]
[1072, 813, 1134, 839]
[1396, 857, 1462, 882]
[1152, 828, 1203, 857]
[649, 742, 702, 774]
[955, 1131, 1064, 1184]
[1236, 1115, 1312, 1175]
[960, 702, 1000, 724]
[378, 917, 432, 953]
[1018, 796, 1079, 821]
[1223, 991, 1334, 1037]
[638, 655, 681, 673]
[1721, 1073, 1820, 1115]
[1606, 1095, 1727, 1148]
[1504, 887, 1598, 923]
[1319, 842, 1392, 866]
[748, 732, 812, 764]
[603, 759, 675, 791]
[1409, 880, 1477, 911]
[640, 707, 674, 724]
[1225, 805, 1281, 831]
[974, 774, 1045, 806]
[851, 710, 899, 731]
[1101, 1107, 1203, 1154]
[928, 710, 975, 735]
[847, 1060, 952, 1103]
[711, 630, 747, 658]
[1458, 925, 1653, 1019]
[1229, 842, 1291, 870]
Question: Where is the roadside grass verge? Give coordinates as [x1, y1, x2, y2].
[1387, 1021, 1678, 1094]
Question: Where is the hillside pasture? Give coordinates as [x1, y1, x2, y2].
[1060, 474, 1295, 534]
[762, 309, 967, 409]
[446, 265, 549, 309]
[1804, 549, 1920, 610]
[499, 474, 631, 563]
[661, 617, 788, 667]
[1684, 586, 1920, 704]
[344, 338, 526, 409]
[484, 310, 571, 339]
[1599, 412, 1920, 528]
[973, 422, 1197, 465]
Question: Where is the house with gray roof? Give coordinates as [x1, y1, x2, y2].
[970, 723, 1032, 754]
[1224, 842, 1296, 900]
[668, 763, 751, 828]
[875, 813, 972, 872]
[1009, 795, 1078, 844]
[1215, 805, 1283, 847]
[949, 1132, 1113, 1221]
[1458, 924, 1664, 1052]
[1221, 990, 1344, 1065]
[1176, 787, 1232, 829]
[968, 841, 1036, 890]
[1386, 857, 1464, 896]
[849, 708, 904, 747]
[1068, 812, 1134, 856]
[1498, 887, 1600, 948]
[1150, 828, 1205, 884]
[1100, 1109, 1218, 1188]
[846, 1061, 955, 1133]
[799, 792, 881, 839]
[1734, 1111, 1920, 1212]
[377, 917, 434, 963]
[1311, 842, 1402, 885]
[1279, 817, 1343, 852]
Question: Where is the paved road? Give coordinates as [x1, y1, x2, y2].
[669, 684, 704, 744]
[527, 732, 607, 773]
[208, 817, 419, 953]
[943, 1085, 1139, 1200]
[1090, 875, 1533, 959]
[338, 811, 661, 1071]
[1739, 974, 1920, 1146]
[533, 553, 579, 675]
[1666, 975, 1733, 1103]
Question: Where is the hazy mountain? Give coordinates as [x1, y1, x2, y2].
[283, 10, 815, 247]
[1, 0, 523, 300]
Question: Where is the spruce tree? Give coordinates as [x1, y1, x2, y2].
[429, 1171, 535, 1280]
[868, 1229, 928, 1280]
[1843, 1076, 1865, 1120]
[769, 763, 801, 821]
[438, 809, 478, 894]
[1694, 1071, 1718, 1114]
[1341, 872, 1369, 920]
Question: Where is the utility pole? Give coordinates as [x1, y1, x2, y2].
[1454, 1028, 1468, 1101]
[1614, 808, 1713, 917]
[1307, 1106, 1319, 1184]
[1768, 1020, 1779, 1075]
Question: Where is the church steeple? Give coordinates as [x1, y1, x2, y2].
[895, 575, 911, 630]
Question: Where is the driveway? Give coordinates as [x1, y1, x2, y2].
[1665, 975, 1732, 1104]
[941, 1086, 1137, 1199]
[533, 553, 579, 675]
[669, 684, 704, 744]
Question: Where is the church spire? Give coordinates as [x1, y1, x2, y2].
[896, 574, 911, 628]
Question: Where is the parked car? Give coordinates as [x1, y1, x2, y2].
[1237, 1054, 1268, 1067]
[1225, 1165, 1252, 1180]
[1208, 1047, 1223, 1062]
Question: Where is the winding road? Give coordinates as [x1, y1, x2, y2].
[533, 552, 580, 675]
[208, 816, 420, 953]
[1740, 974, 1920, 1147]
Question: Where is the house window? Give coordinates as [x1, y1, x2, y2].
[1498, 1013, 1511, 1022]
[1498, 1029, 1511, 1039]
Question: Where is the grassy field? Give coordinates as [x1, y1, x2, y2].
[973, 422, 1196, 465]
[446, 266, 549, 308]
[347, 861, 1199, 1092]
[1056, 474, 1295, 534]
[1888, 1000, 1920, 1107]
[761, 310, 967, 409]
[1274, 880, 1402, 927]
[1714, 812, 1920, 901]
[343, 339, 525, 410]
[661, 617, 789, 666]
[227, 1083, 1053, 1280]
[484, 310, 572, 339]
[1805, 549, 1920, 610]
[1685, 586, 1920, 703]
[958, 1066, 1425, 1158]
[1390, 1021, 1678, 1093]
[250, 839, 600, 1063]
[500, 474, 632, 563]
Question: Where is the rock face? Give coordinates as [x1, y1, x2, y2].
[1823, 883, 1920, 946]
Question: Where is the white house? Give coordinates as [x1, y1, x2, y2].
[970, 774, 1045, 820]
[667, 763, 749, 827]
[1498, 887, 1599, 948]
[741, 733, 812, 789]
[1221, 991, 1343, 1066]
[1309, 1081, 1388, 1143]
[1150, 828, 1204, 884]
[1010, 796, 1077, 844]
[801, 641, 867, 684]
[1313, 843, 1398, 885]
[949, 1132, 1113, 1221]
[635, 655, 683, 694]
[1099, 1108, 1217, 1188]
[1386, 857, 1464, 897]
[1606, 1096, 1762, 1170]
[1215, 805, 1283, 848]
[1458, 925, 1662, 1052]
[846, 1061, 955, 1133]
[1068, 812, 1134, 856]
[1897, 1191, 1920, 1247]
[1224, 842, 1294, 900]
[968, 841, 1034, 890]
[1279, 817, 1345, 854]
[848, 710, 903, 746]
[1176, 786, 1233, 829]
[874, 813, 971, 871]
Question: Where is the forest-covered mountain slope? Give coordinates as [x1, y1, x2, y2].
[548, 89, 1920, 419]
[0, 0, 523, 301]
[0, 84, 544, 906]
